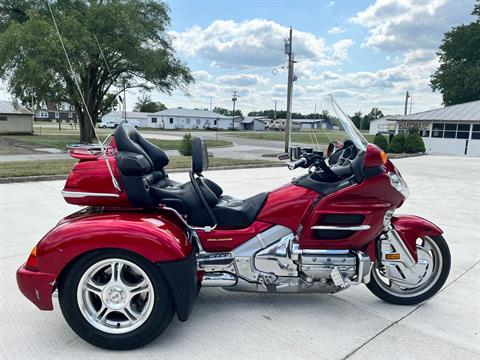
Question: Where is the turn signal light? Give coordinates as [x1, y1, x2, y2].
[380, 151, 388, 164]
[25, 246, 38, 271]
[386, 253, 400, 260]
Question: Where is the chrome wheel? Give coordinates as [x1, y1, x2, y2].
[372, 236, 443, 298]
[77, 258, 154, 334]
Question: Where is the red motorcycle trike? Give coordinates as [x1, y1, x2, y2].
[17, 101, 450, 349]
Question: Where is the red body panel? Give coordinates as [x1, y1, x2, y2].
[298, 171, 403, 251]
[256, 184, 318, 231]
[16, 207, 192, 310]
[197, 221, 272, 252]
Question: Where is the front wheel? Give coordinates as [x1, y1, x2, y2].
[366, 235, 451, 305]
[58, 249, 174, 350]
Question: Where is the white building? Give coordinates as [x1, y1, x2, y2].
[148, 108, 231, 129]
[101, 111, 149, 127]
[369, 116, 396, 135]
[0, 100, 33, 134]
[388, 100, 480, 156]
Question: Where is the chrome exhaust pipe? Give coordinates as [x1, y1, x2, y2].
[202, 272, 237, 287]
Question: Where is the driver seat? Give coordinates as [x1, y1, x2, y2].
[188, 137, 268, 228]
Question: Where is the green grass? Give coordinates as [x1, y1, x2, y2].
[0, 157, 278, 178]
[5, 134, 231, 151]
[223, 130, 375, 144]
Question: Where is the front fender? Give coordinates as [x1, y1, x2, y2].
[391, 215, 443, 261]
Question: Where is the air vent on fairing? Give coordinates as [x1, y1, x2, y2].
[313, 214, 365, 240]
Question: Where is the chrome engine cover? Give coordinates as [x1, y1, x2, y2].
[197, 225, 372, 293]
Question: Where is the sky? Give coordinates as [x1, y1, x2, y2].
[0, 0, 476, 116]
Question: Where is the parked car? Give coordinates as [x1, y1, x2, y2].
[98, 121, 119, 129]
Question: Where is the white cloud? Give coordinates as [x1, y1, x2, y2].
[332, 39, 354, 61]
[171, 19, 353, 69]
[351, 0, 475, 51]
[216, 73, 270, 86]
[328, 26, 346, 34]
[192, 70, 212, 81]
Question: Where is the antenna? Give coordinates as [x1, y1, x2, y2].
[45, 0, 121, 191]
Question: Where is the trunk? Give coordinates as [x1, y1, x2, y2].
[79, 113, 94, 143]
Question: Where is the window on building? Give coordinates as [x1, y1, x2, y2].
[151, 117, 157, 123]
[68, 112, 73, 118]
[0, 116, 7, 121]
[472, 124, 480, 140]
[432, 123, 444, 138]
[419, 129, 430, 137]
[54, 111, 59, 119]
[444, 123, 456, 138]
[214, 120, 217, 126]
[186, 118, 191, 125]
[196, 119, 201, 125]
[169, 118, 174, 124]
[457, 124, 470, 139]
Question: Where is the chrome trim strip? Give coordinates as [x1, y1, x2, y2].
[310, 225, 371, 231]
[61, 190, 120, 198]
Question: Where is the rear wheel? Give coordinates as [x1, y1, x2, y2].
[366, 235, 450, 305]
[59, 249, 174, 350]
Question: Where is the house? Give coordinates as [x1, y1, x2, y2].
[34, 101, 77, 123]
[0, 100, 34, 134]
[237, 116, 268, 131]
[387, 100, 480, 156]
[292, 118, 325, 130]
[101, 111, 149, 128]
[369, 116, 396, 135]
[148, 108, 231, 129]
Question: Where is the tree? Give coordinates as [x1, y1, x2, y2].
[0, 1, 193, 142]
[430, 1, 480, 105]
[213, 107, 242, 117]
[373, 134, 388, 151]
[133, 94, 166, 113]
[362, 107, 384, 130]
[350, 111, 363, 129]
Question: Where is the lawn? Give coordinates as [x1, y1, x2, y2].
[223, 130, 375, 144]
[5, 134, 231, 151]
[0, 157, 278, 178]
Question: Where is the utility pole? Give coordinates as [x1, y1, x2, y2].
[274, 100, 277, 120]
[404, 90, 410, 116]
[123, 87, 127, 122]
[210, 96, 212, 111]
[231, 90, 238, 130]
[284, 26, 295, 153]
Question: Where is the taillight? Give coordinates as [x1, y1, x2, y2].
[25, 245, 38, 271]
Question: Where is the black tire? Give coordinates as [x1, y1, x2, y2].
[58, 249, 174, 350]
[366, 235, 451, 305]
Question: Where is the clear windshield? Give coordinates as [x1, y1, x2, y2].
[305, 95, 368, 153]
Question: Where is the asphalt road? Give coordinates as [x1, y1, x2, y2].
[0, 156, 479, 359]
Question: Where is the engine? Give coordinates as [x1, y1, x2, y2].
[198, 225, 373, 293]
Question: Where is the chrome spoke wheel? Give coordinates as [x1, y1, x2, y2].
[77, 258, 155, 334]
[372, 236, 443, 298]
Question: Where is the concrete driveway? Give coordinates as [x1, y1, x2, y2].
[0, 156, 479, 359]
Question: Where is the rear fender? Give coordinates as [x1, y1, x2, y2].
[391, 215, 443, 261]
[34, 209, 195, 319]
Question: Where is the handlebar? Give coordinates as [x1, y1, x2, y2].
[288, 157, 308, 170]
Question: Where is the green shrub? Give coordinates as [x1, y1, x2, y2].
[179, 133, 193, 156]
[404, 129, 426, 153]
[387, 133, 406, 153]
[373, 134, 388, 151]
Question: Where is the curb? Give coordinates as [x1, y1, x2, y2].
[0, 162, 284, 184]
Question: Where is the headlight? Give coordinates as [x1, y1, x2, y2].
[389, 172, 409, 199]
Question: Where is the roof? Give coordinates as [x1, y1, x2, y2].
[240, 116, 269, 124]
[390, 100, 480, 122]
[104, 111, 149, 119]
[0, 101, 33, 115]
[276, 118, 323, 123]
[151, 108, 229, 119]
